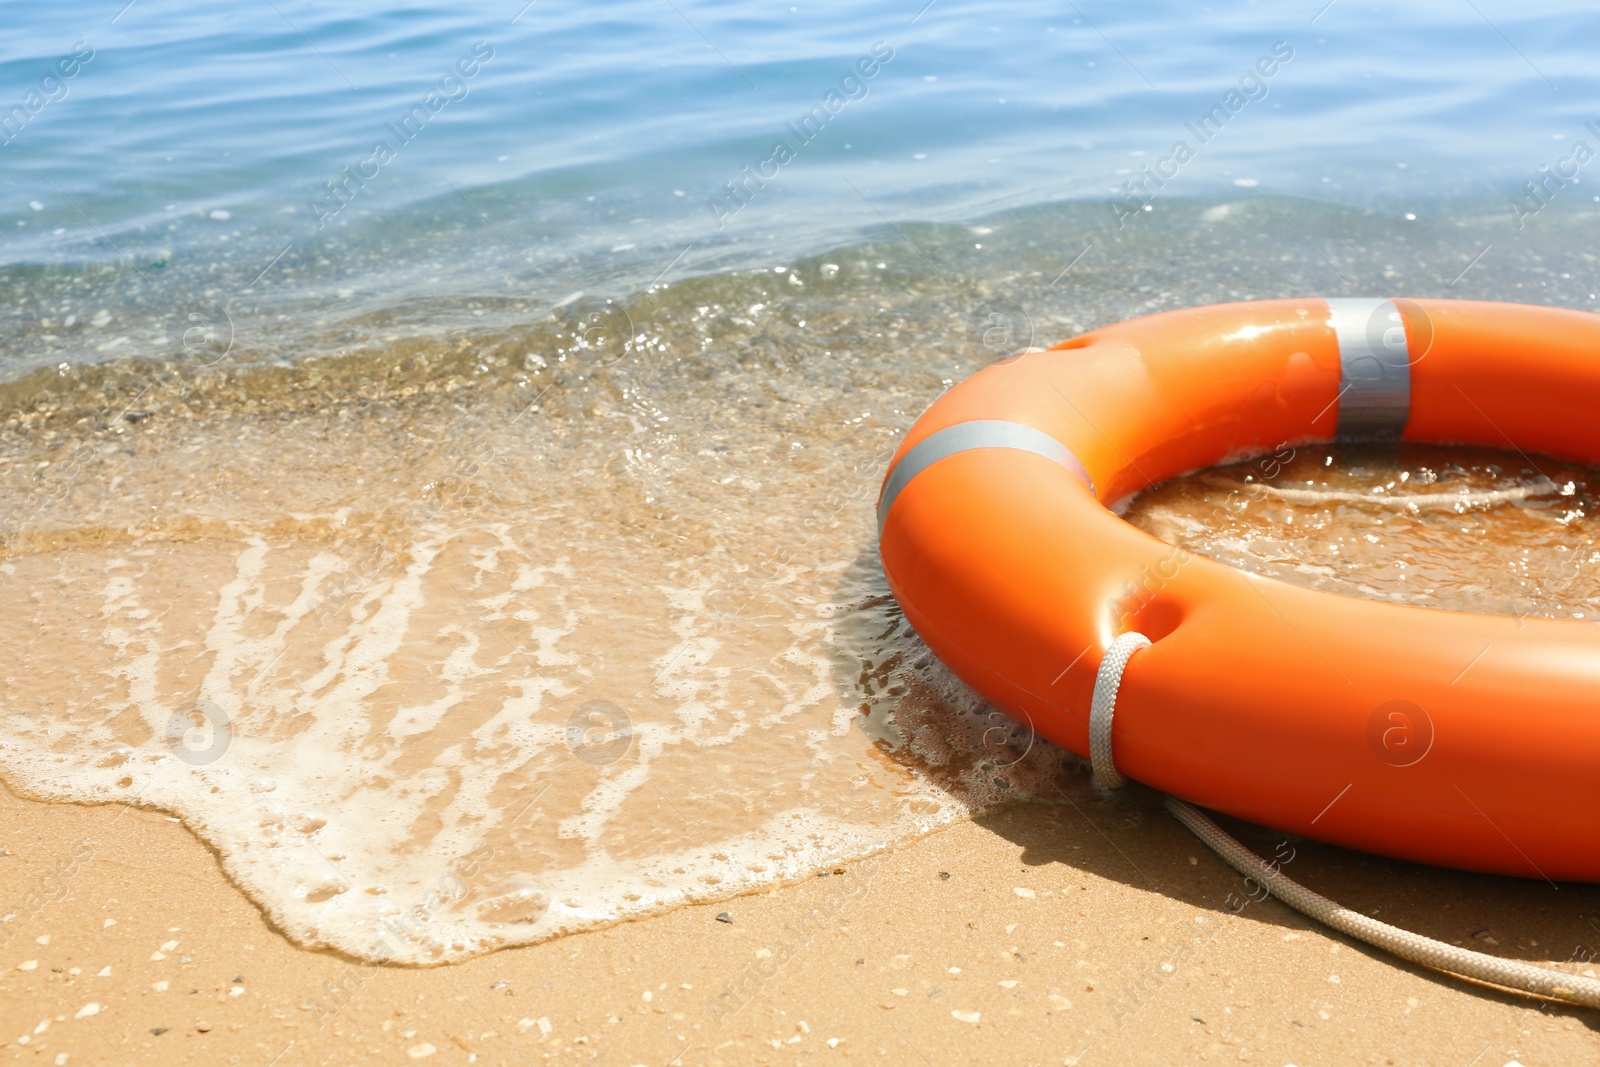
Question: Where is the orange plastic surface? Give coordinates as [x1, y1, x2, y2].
[877, 298, 1600, 881]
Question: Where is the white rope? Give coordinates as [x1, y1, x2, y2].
[1198, 473, 1557, 510]
[1094, 629, 1600, 1010]
[1088, 631, 1149, 789]
[1166, 796, 1600, 1008]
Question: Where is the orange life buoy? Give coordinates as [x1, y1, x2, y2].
[877, 297, 1600, 882]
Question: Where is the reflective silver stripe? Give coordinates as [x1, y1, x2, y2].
[877, 420, 1094, 533]
[1327, 297, 1412, 440]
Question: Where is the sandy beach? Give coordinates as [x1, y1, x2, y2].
[6, 773, 1598, 1066]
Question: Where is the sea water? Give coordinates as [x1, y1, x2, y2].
[2, 0, 1599, 962]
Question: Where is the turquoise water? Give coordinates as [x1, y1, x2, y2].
[3, 0, 1599, 378]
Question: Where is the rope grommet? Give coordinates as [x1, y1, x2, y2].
[1088, 631, 1150, 789]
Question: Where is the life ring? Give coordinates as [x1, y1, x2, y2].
[878, 297, 1600, 882]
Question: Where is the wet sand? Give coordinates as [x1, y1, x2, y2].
[5, 775, 1599, 1065]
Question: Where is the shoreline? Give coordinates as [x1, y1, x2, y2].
[5, 777, 1597, 1065]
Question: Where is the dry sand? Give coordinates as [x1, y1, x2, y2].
[4, 774, 1598, 1066]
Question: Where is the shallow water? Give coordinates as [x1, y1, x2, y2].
[6, 1, 1600, 963]
[1125, 443, 1600, 620]
[7, 1, 1600, 381]
[0, 237, 1096, 963]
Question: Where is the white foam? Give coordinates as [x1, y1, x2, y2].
[0, 514, 1040, 963]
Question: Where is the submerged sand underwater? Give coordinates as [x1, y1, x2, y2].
[2, 227, 1102, 965]
[1125, 441, 1600, 620]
